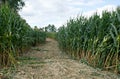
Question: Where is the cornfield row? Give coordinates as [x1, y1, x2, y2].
[0, 5, 46, 67]
[57, 7, 120, 73]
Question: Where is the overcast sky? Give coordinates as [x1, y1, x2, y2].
[19, 0, 120, 28]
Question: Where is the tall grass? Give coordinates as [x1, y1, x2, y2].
[58, 7, 120, 73]
[0, 4, 46, 67]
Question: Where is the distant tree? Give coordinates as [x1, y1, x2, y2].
[39, 27, 44, 31]
[0, 0, 25, 11]
[45, 24, 56, 32]
[34, 26, 38, 30]
[45, 27, 48, 32]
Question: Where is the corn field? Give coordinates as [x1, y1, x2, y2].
[57, 7, 120, 73]
[0, 5, 46, 67]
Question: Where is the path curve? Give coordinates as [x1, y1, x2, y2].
[13, 38, 120, 79]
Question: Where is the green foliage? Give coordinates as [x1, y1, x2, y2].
[57, 6, 120, 73]
[0, 5, 46, 67]
[30, 28, 46, 46]
[0, 0, 25, 11]
[45, 24, 57, 32]
[46, 32, 57, 39]
[45, 24, 57, 39]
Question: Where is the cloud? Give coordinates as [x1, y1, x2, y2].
[19, 0, 118, 28]
[84, 5, 117, 17]
[67, 0, 104, 6]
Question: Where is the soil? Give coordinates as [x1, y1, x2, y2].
[2, 38, 120, 79]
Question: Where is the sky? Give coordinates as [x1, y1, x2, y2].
[19, 0, 120, 28]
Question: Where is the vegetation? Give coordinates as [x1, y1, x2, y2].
[57, 7, 120, 73]
[46, 32, 57, 39]
[31, 26, 46, 46]
[45, 24, 56, 32]
[0, 0, 25, 11]
[45, 24, 57, 39]
[0, 5, 46, 67]
[0, 0, 120, 76]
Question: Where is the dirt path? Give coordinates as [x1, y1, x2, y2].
[13, 38, 120, 79]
